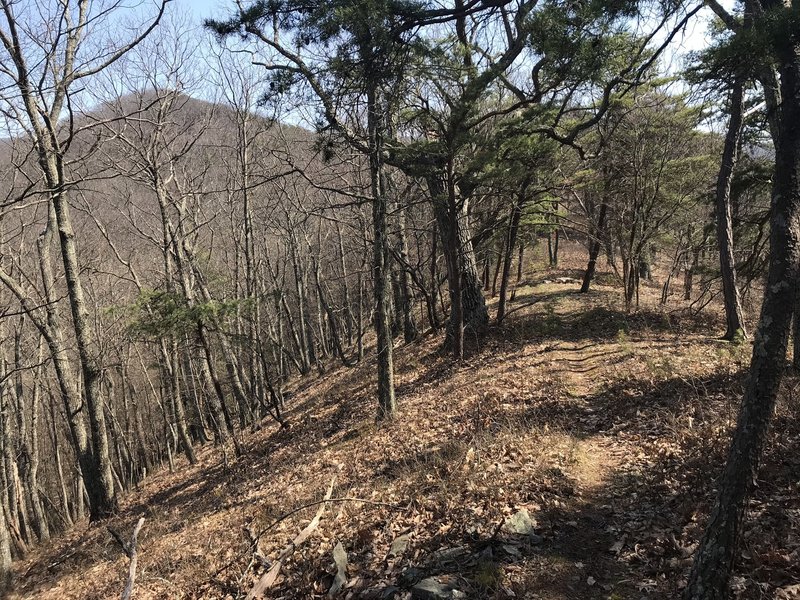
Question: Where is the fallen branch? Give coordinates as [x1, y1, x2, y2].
[212, 494, 401, 583]
[245, 476, 336, 599]
[108, 517, 146, 600]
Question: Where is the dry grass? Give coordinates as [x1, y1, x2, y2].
[11, 244, 800, 600]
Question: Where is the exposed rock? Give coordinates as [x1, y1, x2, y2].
[411, 577, 466, 599]
[502, 509, 538, 536]
[427, 546, 470, 565]
[388, 533, 410, 558]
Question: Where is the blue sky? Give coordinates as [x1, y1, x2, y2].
[174, 0, 229, 23]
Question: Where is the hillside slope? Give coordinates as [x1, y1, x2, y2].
[11, 250, 800, 600]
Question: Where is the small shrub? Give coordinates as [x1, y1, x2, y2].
[474, 559, 503, 590]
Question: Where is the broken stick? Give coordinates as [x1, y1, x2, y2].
[108, 517, 146, 600]
[245, 476, 336, 599]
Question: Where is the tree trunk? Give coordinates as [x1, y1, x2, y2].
[23, 343, 49, 542]
[50, 184, 118, 520]
[715, 79, 747, 341]
[394, 200, 418, 343]
[491, 242, 503, 298]
[516, 242, 525, 283]
[684, 242, 701, 302]
[24, 202, 115, 523]
[426, 174, 488, 355]
[429, 222, 443, 330]
[357, 263, 365, 362]
[48, 391, 73, 527]
[0, 505, 11, 594]
[581, 202, 608, 293]
[336, 222, 355, 346]
[552, 228, 560, 267]
[180, 354, 211, 445]
[368, 82, 396, 419]
[196, 325, 241, 455]
[165, 340, 196, 464]
[684, 41, 800, 600]
[289, 233, 316, 373]
[497, 189, 525, 323]
[313, 258, 356, 368]
[188, 258, 255, 430]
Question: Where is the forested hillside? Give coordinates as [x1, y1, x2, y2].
[0, 0, 798, 599]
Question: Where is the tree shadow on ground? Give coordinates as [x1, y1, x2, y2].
[386, 367, 800, 599]
[491, 302, 717, 347]
[20, 303, 798, 599]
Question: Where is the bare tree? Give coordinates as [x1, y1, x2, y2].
[0, 0, 170, 520]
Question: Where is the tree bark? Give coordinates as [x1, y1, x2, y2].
[368, 82, 397, 419]
[715, 79, 747, 341]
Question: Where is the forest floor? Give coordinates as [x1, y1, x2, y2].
[10, 247, 800, 600]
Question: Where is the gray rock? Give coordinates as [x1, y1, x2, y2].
[411, 577, 466, 599]
[502, 509, 537, 536]
[388, 533, 410, 558]
[427, 545, 470, 565]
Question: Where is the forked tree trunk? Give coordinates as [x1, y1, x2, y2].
[426, 175, 489, 355]
[685, 41, 800, 600]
